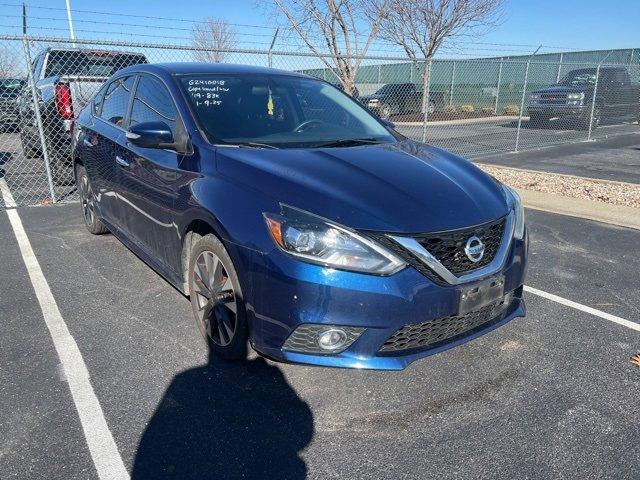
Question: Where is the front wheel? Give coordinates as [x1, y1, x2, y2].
[529, 112, 550, 128]
[189, 234, 248, 360]
[580, 105, 601, 131]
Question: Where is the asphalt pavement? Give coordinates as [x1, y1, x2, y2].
[1, 203, 638, 479]
[478, 133, 640, 184]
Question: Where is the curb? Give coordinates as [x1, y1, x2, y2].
[516, 188, 640, 231]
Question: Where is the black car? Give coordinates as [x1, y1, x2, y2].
[0, 78, 25, 131]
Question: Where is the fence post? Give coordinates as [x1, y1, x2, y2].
[21, 36, 56, 203]
[267, 27, 279, 68]
[421, 58, 433, 143]
[588, 50, 613, 141]
[448, 61, 456, 106]
[515, 46, 541, 152]
[494, 58, 503, 114]
[555, 52, 563, 82]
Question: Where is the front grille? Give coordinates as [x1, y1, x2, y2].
[368, 216, 506, 284]
[379, 295, 511, 354]
[414, 217, 505, 275]
[539, 93, 568, 105]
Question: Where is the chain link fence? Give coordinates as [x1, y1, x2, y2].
[0, 34, 638, 208]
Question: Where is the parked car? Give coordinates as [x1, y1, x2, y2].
[0, 78, 25, 131]
[361, 83, 445, 119]
[528, 67, 640, 129]
[18, 48, 147, 184]
[72, 63, 528, 370]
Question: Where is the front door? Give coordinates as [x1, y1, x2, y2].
[115, 74, 185, 275]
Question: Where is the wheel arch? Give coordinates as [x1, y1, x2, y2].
[180, 216, 226, 294]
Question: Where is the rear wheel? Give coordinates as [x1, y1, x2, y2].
[76, 164, 108, 235]
[19, 130, 39, 159]
[189, 234, 248, 360]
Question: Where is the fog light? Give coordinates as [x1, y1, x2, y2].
[283, 324, 365, 354]
[318, 328, 348, 350]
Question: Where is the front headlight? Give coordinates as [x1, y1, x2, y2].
[566, 92, 584, 100]
[530, 93, 541, 100]
[264, 206, 405, 275]
[503, 186, 525, 240]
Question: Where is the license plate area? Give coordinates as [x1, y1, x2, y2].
[458, 276, 505, 315]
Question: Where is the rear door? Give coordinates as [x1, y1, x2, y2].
[115, 74, 185, 272]
[86, 75, 136, 229]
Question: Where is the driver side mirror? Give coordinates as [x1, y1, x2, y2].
[126, 121, 174, 149]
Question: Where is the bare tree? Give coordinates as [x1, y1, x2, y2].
[273, 0, 387, 95]
[0, 46, 20, 78]
[191, 18, 236, 63]
[377, 0, 503, 112]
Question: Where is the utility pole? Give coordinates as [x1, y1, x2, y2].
[65, 0, 77, 47]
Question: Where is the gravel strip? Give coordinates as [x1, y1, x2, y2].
[477, 164, 640, 209]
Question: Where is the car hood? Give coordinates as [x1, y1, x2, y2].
[532, 85, 592, 94]
[216, 140, 509, 233]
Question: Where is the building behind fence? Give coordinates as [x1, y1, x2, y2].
[0, 34, 638, 208]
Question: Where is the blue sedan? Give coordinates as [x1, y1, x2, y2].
[72, 63, 527, 370]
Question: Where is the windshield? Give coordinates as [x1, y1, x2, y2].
[560, 70, 597, 86]
[180, 74, 395, 149]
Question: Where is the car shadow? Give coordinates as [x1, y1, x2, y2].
[131, 352, 314, 480]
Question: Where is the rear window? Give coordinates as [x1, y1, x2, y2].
[44, 51, 147, 77]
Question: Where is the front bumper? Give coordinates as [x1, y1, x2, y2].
[239, 231, 528, 370]
[527, 104, 587, 118]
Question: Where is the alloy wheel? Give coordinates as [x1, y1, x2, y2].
[79, 173, 95, 227]
[192, 250, 238, 347]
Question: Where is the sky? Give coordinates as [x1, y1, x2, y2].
[0, 0, 637, 58]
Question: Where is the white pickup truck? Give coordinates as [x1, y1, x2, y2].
[18, 48, 147, 185]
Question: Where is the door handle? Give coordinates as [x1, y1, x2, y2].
[83, 138, 93, 148]
[115, 155, 131, 167]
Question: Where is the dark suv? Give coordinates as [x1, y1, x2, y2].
[528, 67, 640, 129]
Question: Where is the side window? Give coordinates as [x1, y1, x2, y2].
[129, 75, 176, 131]
[99, 76, 135, 127]
[92, 83, 109, 116]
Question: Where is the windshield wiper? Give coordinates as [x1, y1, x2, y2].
[314, 138, 386, 148]
[231, 142, 280, 150]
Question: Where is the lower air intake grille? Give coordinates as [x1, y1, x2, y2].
[378, 296, 510, 354]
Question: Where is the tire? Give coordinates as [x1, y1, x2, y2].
[529, 112, 549, 128]
[188, 234, 248, 360]
[580, 105, 601, 131]
[51, 158, 74, 186]
[427, 101, 436, 115]
[379, 103, 392, 119]
[76, 164, 108, 235]
[19, 130, 40, 159]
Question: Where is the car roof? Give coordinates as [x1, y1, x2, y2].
[115, 62, 313, 79]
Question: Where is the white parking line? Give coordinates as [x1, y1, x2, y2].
[524, 285, 640, 332]
[0, 178, 129, 480]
